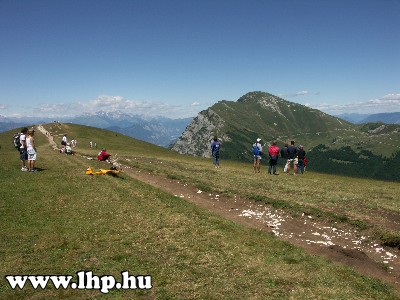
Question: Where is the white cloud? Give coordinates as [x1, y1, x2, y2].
[313, 93, 400, 114]
[29, 95, 202, 118]
[381, 93, 400, 101]
[78, 95, 155, 113]
[278, 91, 309, 97]
[295, 91, 309, 96]
[5, 92, 399, 119]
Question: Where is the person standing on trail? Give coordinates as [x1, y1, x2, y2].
[26, 129, 37, 172]
[61, 134, 67, 146]
[296, 145, 306, 174]
[268, 141, 280, 175]
[280, 143, 289, 173]
[286, 140, 298, 175]
[253, 138, 263, 173]
[303, 156, 308, 172]
[19, 127, 28, 171]
[211, 136, 221, 168]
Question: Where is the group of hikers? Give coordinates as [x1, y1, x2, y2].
[211, 136, 307, 175]
[17, 127, 37, 172]
[60, 134, 75, 155]
[59, 133, 111, 162]
[16, 126, 114, 172]
[253, 139, 307, 175]
[16, 126, 305, 175]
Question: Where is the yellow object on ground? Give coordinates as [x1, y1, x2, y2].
[85, 166, 120, 177]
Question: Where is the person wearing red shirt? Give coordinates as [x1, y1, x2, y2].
[97, 148, 111, 162]
[268, 141, 280, 175]
[302, 155, 308, 173]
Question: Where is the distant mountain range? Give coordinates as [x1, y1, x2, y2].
[0, 112, 192, 147]
[67, 112, 192, 147]
[336, 112, 400, 124]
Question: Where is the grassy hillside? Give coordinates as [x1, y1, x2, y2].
[215, 93, 400, 160]
[1, 123, 399, 299]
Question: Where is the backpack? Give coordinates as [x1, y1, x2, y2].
[252, 144, 260, 156]
[13, 133, 21, 150]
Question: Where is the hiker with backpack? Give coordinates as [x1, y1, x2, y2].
[211, 136, 221, 168]
[268, 140, 280, 175]
[15, 127, 28, 171]
[253, 138, 263, 173]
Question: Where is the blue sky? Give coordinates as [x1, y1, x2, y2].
[1, 0, 399, 118]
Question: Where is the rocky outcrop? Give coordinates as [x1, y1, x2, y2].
[367, 124, 386, 134]
[239, 92, 287, 118]
[171, 109, 228, 157]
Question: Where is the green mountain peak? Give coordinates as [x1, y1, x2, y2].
[172, 91, 400, 181]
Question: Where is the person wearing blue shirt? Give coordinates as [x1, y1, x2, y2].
[286, 140, 298, 175]
[253, 138, 263, 173]
[296, 145, 306, 174]
[211, 136, 221, 168]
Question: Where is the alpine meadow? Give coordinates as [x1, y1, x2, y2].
[1, 120, 400, 299]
